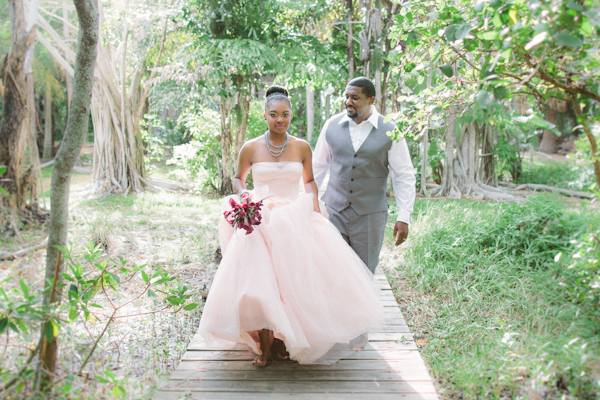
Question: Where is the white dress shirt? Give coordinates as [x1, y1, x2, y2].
[313, 105, 416, 224]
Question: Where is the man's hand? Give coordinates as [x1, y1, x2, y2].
[393, 221, 409, 246]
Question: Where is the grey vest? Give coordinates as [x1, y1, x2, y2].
[322, 113, 395, 216]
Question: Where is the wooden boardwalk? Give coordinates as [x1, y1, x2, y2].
[156, 269, 439, 399]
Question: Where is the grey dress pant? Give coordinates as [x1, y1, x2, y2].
[326, 205, 388, 274]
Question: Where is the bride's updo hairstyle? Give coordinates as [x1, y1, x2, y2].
[265, 85, 291, 109]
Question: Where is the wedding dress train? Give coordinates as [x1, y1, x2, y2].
[197, 161, 383, 364]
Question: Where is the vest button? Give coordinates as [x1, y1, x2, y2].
[350, 190, 353, 193]
[352, 166, 355, 169]
[353, 154, 357, 157]
[351, 178, 354, 181]
[349, 202, 352, 205]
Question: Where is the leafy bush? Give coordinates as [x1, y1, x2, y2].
[518, 158, 595, 191]
[417, 195, 574, 269]
[557, 231, 600, 317]
[0, 242, 198, 398]
[390, 195, 600, 398]
[167, 105, 222, 190]
[246, 101, 268, 141]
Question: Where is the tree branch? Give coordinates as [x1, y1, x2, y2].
[516, 50, 600, 102]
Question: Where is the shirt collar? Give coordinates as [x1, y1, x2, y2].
[338, 105, 380, 129]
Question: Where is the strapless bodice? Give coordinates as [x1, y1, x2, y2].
[252, 161, 303, 201]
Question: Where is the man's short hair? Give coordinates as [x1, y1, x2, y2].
[347, 77, 376, 98]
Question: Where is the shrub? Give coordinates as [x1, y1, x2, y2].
[557, 231, 600, 318]
[167, 105, 222, 190]
[0, 242, 198, 398]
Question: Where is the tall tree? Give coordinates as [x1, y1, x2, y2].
[388, 0, 600, 196]
[42, 81, 53, 162]
[0, 0, 40, 231]
[37, 0, 171, 193]
[184, 0, 280, 193]
[40, 0, 99, 385]
[345, 0, 355, 77]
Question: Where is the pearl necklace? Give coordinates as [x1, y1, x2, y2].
[264, 131, 289, 158]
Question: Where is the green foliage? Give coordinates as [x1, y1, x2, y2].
[0, 241, 198, 397]
[387, 0, 600, 189]
[556, 231, 600, 317]
[246, 101, 268, 140]
[167, 105, 222, 189]
[390, 196, 600, 398]
[518, 158, 595, 190]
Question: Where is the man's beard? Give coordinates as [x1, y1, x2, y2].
[346, 107, 358, 119]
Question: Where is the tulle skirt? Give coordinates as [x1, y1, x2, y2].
[197, 185, 384, 364]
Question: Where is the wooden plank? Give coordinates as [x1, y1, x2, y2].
[369, 332, 413, 341]
[174, 359, 430, 372]
[384, 317, 409, 326]
[159, 268, 439, 400]
[373, 324, 410, 332]
[155, 392, 440, 400]
[160, 380, 438, 394]
[181, 350, 422, 362]
[187, 333, 415, 351]
[186, 341, 416, 355]
[169, 369, 433, 382]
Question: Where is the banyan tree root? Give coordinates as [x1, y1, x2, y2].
[514, 184, 593, 199]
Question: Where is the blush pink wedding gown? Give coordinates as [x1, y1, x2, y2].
[197, 161, 384, 364]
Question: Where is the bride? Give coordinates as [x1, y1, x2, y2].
[197, 85, 384, 366]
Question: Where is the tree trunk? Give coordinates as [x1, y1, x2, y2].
[571, 95, 600, 189]
[36, 1, 169, 194]
[24, 0, 41, 210]
[373, 0, 382, 109]
[345, 0, 354, 78]
[539, 98, 558, 154]
[481, 123, 496, 186]
[306, 82, 314, 141]
[0, 0, 38, 229]
[420, 128, 428, 195]
[380, 70, 388, 114]
[219, 96, 234, 194]
[40, 0, 99, 386]
[234, 79, 250, 171]
[440, 105, 460, 198]
[43, 84, 53, 162]
[375, 69, 382, 110]
[63, 0, 72, 123]
[380, 0, 396, 114]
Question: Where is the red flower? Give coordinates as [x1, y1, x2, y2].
[223, 193, 265, 235]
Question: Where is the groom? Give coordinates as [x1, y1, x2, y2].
[313, 77, 416, 273]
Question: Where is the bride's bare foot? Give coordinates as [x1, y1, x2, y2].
[250, 329, 271, 367]
[271, 338, 289, 360]
[251, 351, 270, 366]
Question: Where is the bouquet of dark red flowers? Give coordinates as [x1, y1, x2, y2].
[223, 192, 264, 235]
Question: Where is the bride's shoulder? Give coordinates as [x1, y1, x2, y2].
[242, 137, 261, 149]
[290, 136, 310, 148]
[290, 137, 312, 155]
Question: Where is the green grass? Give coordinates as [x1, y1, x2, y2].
[386, 196, 600, 399]
[517, 158, 594, 191]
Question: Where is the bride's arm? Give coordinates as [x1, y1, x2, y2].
[233, 142, 254, 194]
[301, 141, 321, 213]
